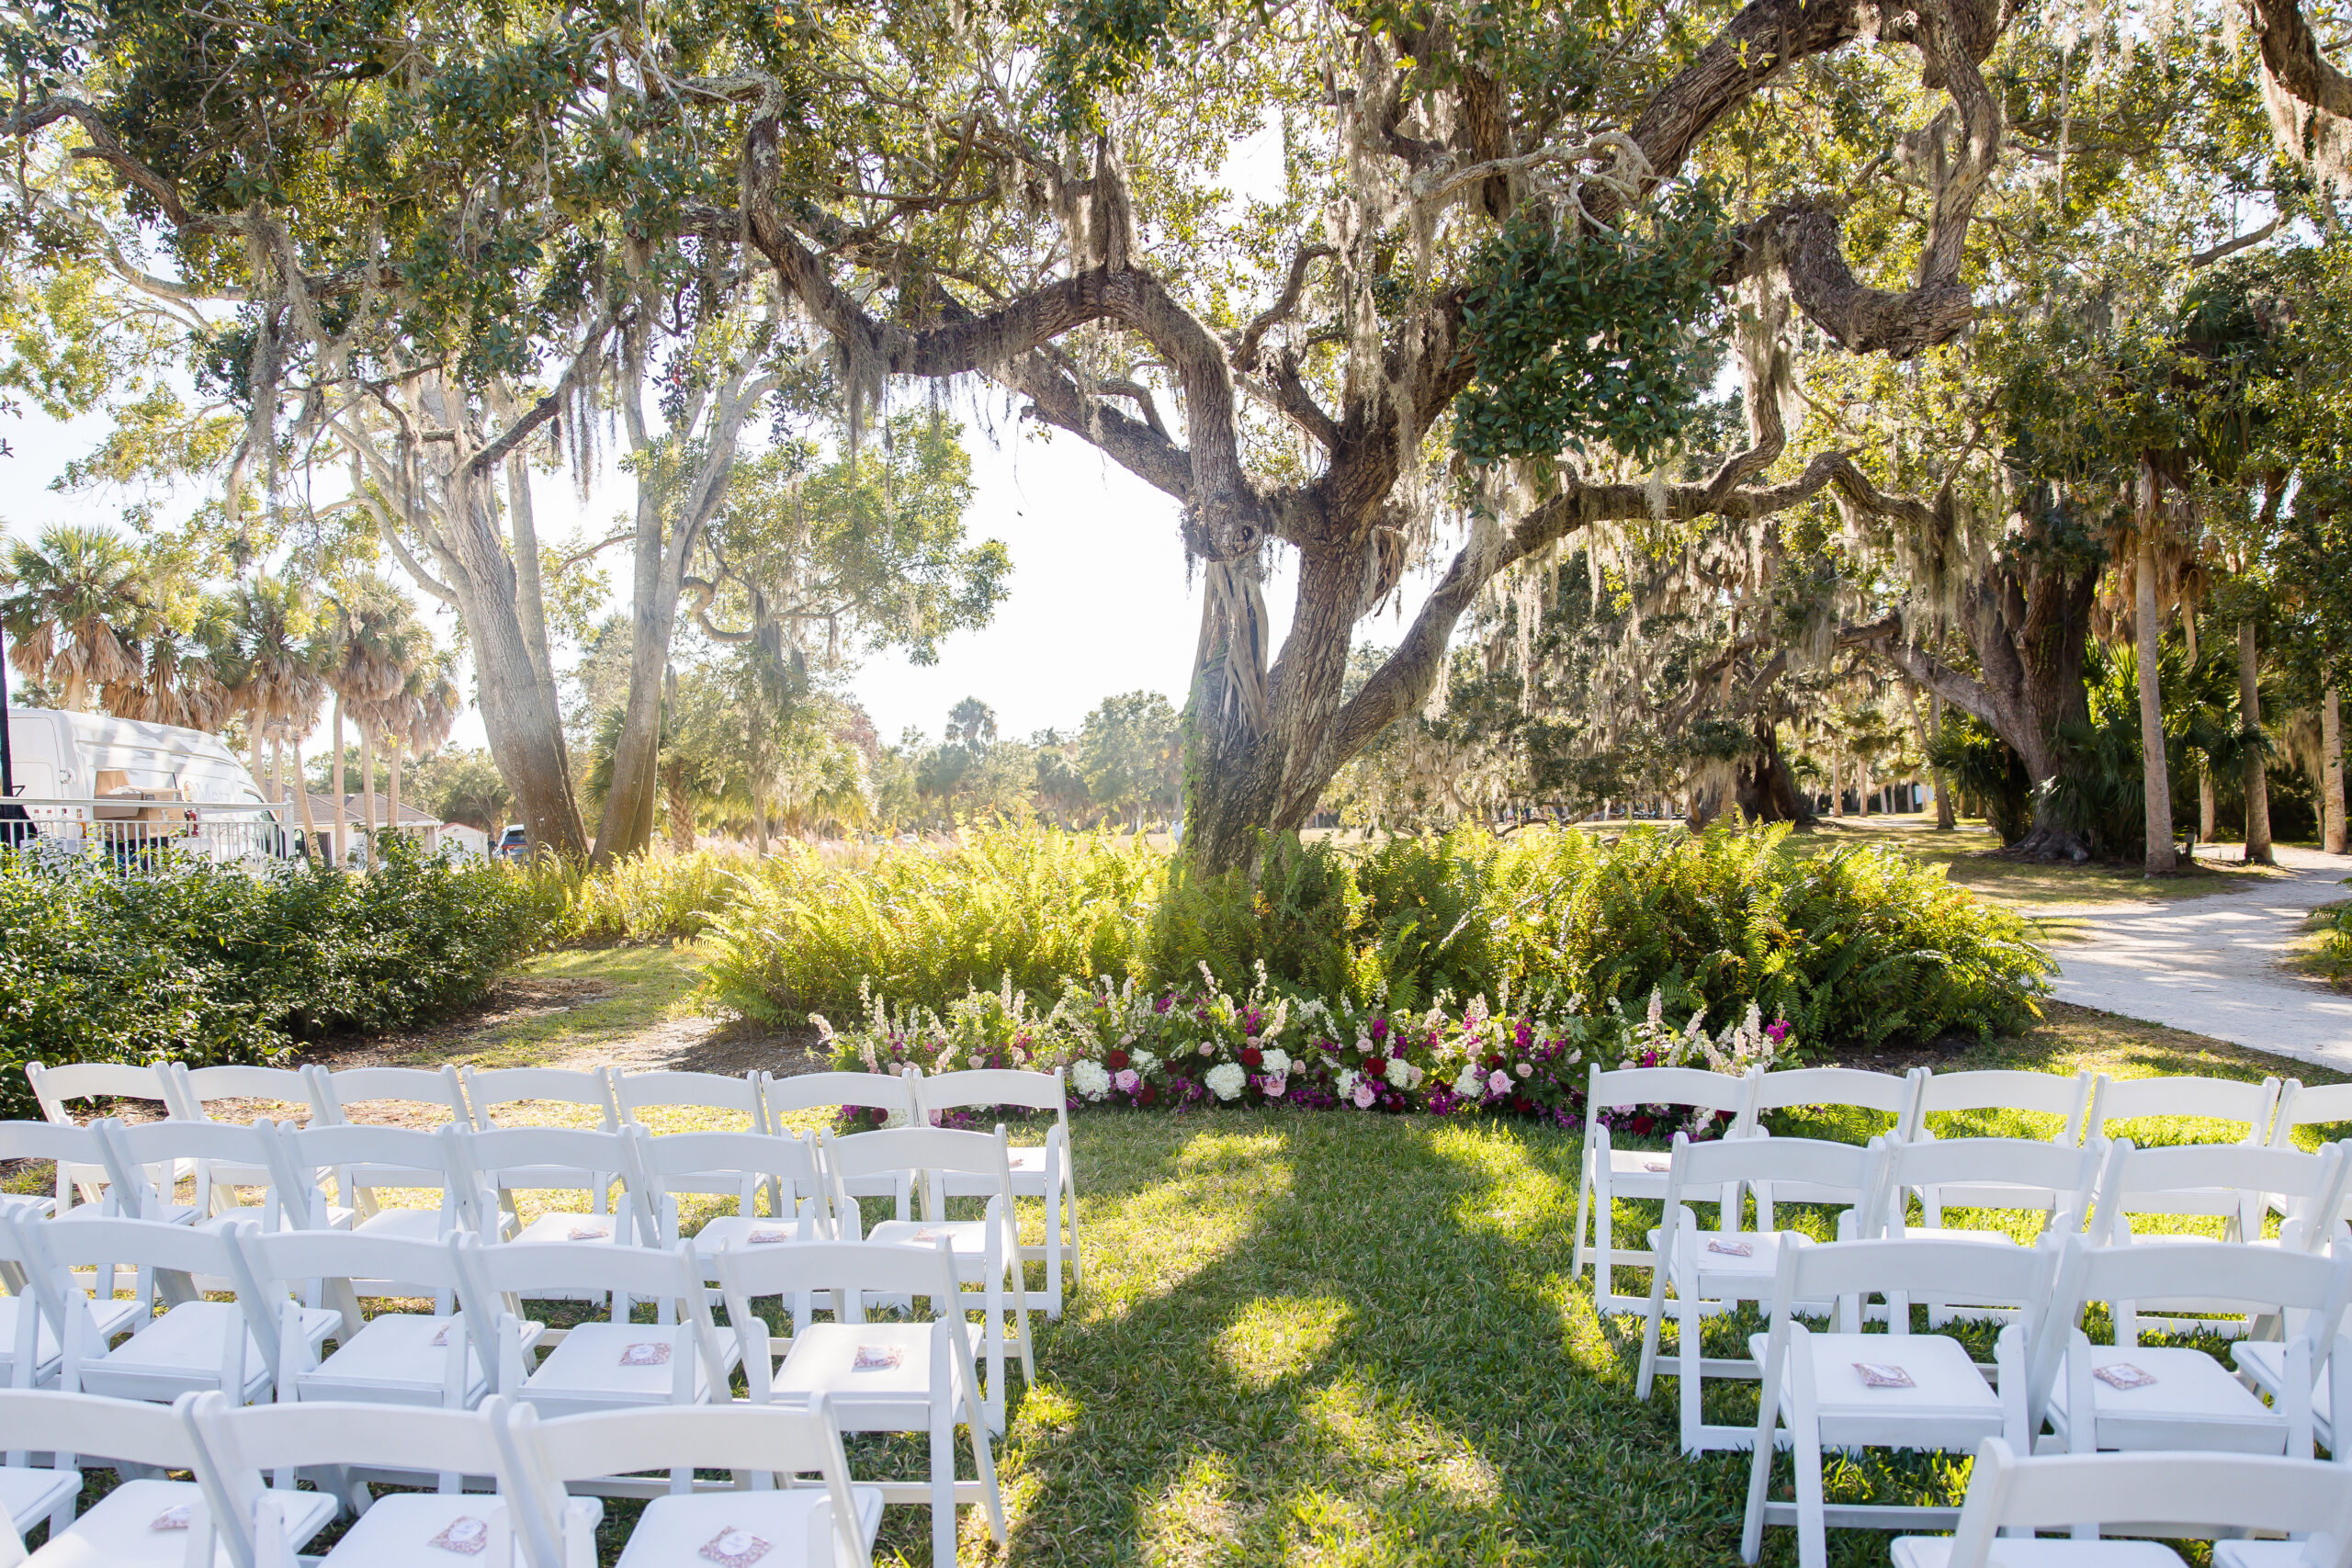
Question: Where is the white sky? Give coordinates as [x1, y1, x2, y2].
[0, 118, 1444, 750]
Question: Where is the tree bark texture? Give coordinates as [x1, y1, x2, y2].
[2241, 619, 2274, 864]
[330, 696, 347, 868]
[2326, 685, 2346, 854]
[2134, 534, 2177, 874]
[359, 726, 379, 871]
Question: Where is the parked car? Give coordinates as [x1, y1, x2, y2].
[492, 824, 530, 861]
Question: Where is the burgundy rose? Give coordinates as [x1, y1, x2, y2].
[1136, 1084, 1159, 1106]
[1240, 1047, 1263, 1069]
[1103, 1049, 1131, 1072]
[1363, 1057, 1387, 1081]
[1631, 1113, 1655, 1135]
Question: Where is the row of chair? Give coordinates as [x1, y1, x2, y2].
[1574, 1063, 2335, 1315]
[14, 1059, 1085, 1319]
[2, 1385, 883, 1568]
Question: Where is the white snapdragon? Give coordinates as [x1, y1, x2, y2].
[1070, 1060, 1112, 1100]
[1204, 1063, 1247, 1101]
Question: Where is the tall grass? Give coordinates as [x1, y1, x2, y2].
[696, 818, 2051, 1049]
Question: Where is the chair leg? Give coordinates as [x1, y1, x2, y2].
[1593, 1185, 1617, 1310]
[1678, 1291, 1704, 1455]
[929, 1409, 958, 1568]
[1042, 1183, 1065, 1322]
[1062, 1173, 1085, 1296]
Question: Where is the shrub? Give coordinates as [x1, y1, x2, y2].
[548, 849, 761, 942]
[707, 817, 2052, 1049]
[0, 837, 556, 1117]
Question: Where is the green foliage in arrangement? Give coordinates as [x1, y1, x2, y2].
[700, 818, 2051, 1049]
[0, 838, 556, 1117]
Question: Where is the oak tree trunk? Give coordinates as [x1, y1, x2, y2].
[2241, 619, 2274, 864]
[2135, 536, 2177, 874]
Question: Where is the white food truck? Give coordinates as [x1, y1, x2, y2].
[4, 705, 289, 864]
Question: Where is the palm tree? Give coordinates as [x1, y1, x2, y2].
[0, 525, 150, 709]
[101, 588, 245, 733]
[236, 576, 332, 856]
[387, 649, 462, 846]
[322, 578, 415, 867]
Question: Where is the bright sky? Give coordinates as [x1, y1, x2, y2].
[0, 117, 1444, 750]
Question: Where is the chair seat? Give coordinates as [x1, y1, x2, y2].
[300, 1314, 492, 1405]
[865, 1219, 994, 1263]
[79, 1301, 339, 1404]
[1749, 1331, 2001, 1446]
[2214, 1542, 2339, 1567]
[1, 1295, 145, 1382]
[313, 1493, 526, 1565]
[1653, 1227, 1794, 1295]
[613, 1484, 885, 1568]
[1891, 1536, 2186, 1568]
[518, 1323, 734, 1416]
[940, 1144, 1056, 1197]
[2045, 1346, 2285, 1453]
[690, 1215, 808, 1265]
[507, 1213, 626, 1247]
[26, 1476, 334, 1566]
[0, 1463, 81, 1535]
[2230, 1340, 2333, 1438]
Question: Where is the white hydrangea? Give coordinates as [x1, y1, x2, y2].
[1133, 1050, 1159, 1076]
[1070, 1060, 1112, 1101]
[1204, 1062, 1247, 1101]
[1260, 1047, 1292, 1077]
[1337, 1068, 1362, 1101]
[1385, 1056, 1419, 1089]
[1453, 1064, 1487, 1100]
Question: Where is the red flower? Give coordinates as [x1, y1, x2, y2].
[1103, 1049, 1131, 1071]
[1239, 1047, 1263, 1069]
[1630, 1114, 1655, 1136]
[1136, 1084, 1159, 1106]
[1363, 1057, 1387, 1080]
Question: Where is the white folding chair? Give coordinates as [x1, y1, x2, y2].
[1737, 1235, 2053, 1568]
[1903, 1066, 2096, 1144]
[452, 1126, 644, 1251]
[763, 1071, 923, 1221]
[0, 1387, 335, 1568]
[2274, 1081, 2352, 1150]
[1865, 1135, 2104, 1324]
[99, 1120, 292, 1234]
[1572, 1064, 1760, 1314]
[185, 1389, 537, 1565]
[2029, 1236, 2352, 1461]
[626, 1128, 831, 1274]
[0, 1120, 123, 1224]
[261, 1122, 472, 1252]
[18, 1215, 338, 1408]
[2090, 1141, 2348, 1321]
[457, 1240, 738, 1424]
[459, 1067, 618, 1135]
[504, 1396, 876, 1568]
[612, 1068, 768, 1134]
[911, 1068, 1084, 1320]
[1742, 1067, 1925, 1216]
[1895, 1437, 2352, 1566]
[164, 1067, 326, 1220]
[825, 1126, 1034, 1434]
[306, 1064, 469, 1127]
[1634, 1132, 1887, 1454]
[0, 1209, 145, 1391]
[24, 1062, 185, 1213]
[234, 1228, 536, 1415]
[2088, 1074, 2281, 1149]
[716, 1238, 1003, 1568]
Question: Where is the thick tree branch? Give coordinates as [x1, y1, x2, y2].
[2251, 0, 2352, 122]
[1232, 245, 1335, 370]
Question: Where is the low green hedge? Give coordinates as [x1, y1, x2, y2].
[0, 837, 559, 1117]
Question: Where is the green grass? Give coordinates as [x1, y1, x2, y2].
[1792, 817, 2286, 908]
[401, 942, 708, 1070]
[11, 995, 2335, 1565]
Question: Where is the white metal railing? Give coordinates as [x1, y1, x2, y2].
[0, 795, 300, 874]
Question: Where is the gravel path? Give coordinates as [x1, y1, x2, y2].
[2049, 844, 2352, 1073]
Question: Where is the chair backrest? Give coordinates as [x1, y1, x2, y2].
[625, 1128, 828, 1244]
[2089, 1073, 2280, 1145]
[238, 1224, 472, 1303]
[1764, 1234, 2061, 1335]
[1584, 1064, 1758, 1123]
[458, 1238, 727, 1379]
[25, 1060, 177, 1122]
[1746, 1066, 1921, 1128]
[171, 1064, 324, 1123]
[1871, 1134, 2104, 1235]
[824, 1124, 1016, 1222]
[309, 1063, 469, 1125]
[459, 1066, 617, 1132]
[0, 1385, 204, 1470]
[2272, 1080, 2352, 1147]
[1906, 1067, 2095, 1143]
[1664, 1130, 1883, 1221]
[505, 1398, 870, 1568]
[0, 1116, 116, 1173]
[1943, 1438, 2352, 1567]
[611, 1069, 766, 1132]
[713, 1236, 967, 1335]
[761, 1068, 920, 1122]
[455, 1124, 633, 1192]
[2094, 1137, 2344, 1241]
[913, 1068, 1067, 1116]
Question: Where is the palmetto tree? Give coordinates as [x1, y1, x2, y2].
[100, 588, 245, 733]
[323, 577, 422, 867]
[386, 649, 462, 842]
[0, 525, 151, 710]
[236, 575, 332, 853]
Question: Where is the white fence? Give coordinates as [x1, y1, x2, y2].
[0, 796, 300, 874]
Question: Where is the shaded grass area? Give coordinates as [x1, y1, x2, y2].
[385, 942, 707, 1070]
[7, 1000, 2336, 1566]
[1792, 818, 2285, 909]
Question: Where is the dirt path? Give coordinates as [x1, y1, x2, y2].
[2048, 843, 2352, 1074]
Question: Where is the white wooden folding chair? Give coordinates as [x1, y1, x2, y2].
[0, 1209, 146, 1392]
[612, 1068, 769, 1134]
[19, 1215, 338, 1410]
[2273, 1081, 2352, 1151]
[504, 1395, 877, 1568]
[1742, 1067, 1925, 1218]
[2089, 1073, 2281, 1149]
[0, 1119, 124, 1227]
[0, 1387, 336, 1568]
[234, 1227, 536, 1417]
[457, 1239, 738, 1425]
[825, 1126, 1034, 1434]
[911, 1068, 1084, 1320]
[185, 1389, 537, 1565]
[452, 1126, 645, 1250]
[1865, 1135, 2104, 1324]
[763, 1071, 923, 1222]
[164, 1066, 326, 1220]
[99, 1119, 293, 1234]
[1634, 1131, 1887, 1454]
[2030, 1236, 2352, 1461]
[626, 1127, 831, 1275]
[459, 1066, 618, 1135]
[1737, 1235, 2054, 1568]
[306, 1064, 469, 1127]
[24, 1062, 185, 1213]
[1902, 1066, 2097, 1144]
[2089, 1141, 2348, 1334]
[1895, 1437, 2352, 1567]
[716, 1238, 1004, 1568]
[1572, 1063, 1760, 1315]
[261, 1122, 472, 1257]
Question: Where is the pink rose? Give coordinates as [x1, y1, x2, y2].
[1351, 1081, 1377, 1110]
[1114, 1068, 1140, 1094]
[1487, 1069, 1510, 1097]
[1264, 1073, 1287, 1097]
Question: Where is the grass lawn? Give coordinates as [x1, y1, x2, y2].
[1792, 817, 2287, 909]
[10, 938, 2342, 1566]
